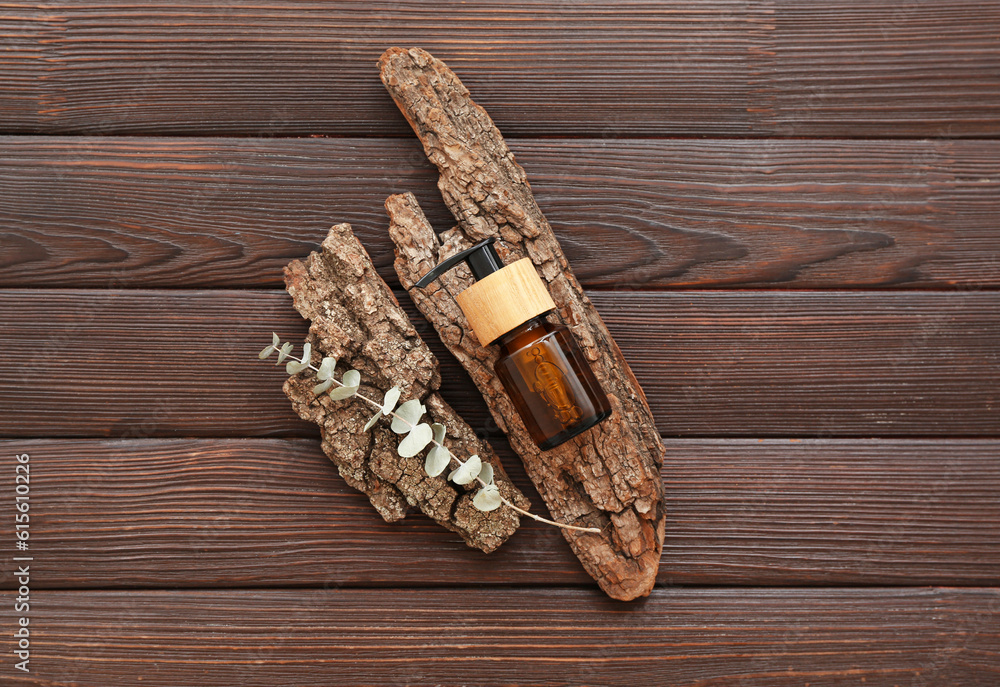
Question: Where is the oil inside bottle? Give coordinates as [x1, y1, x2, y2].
[494, 316, 612, 450]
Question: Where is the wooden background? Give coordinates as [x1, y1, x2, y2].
[2, 1, 999, 684]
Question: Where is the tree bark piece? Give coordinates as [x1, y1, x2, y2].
[380, 47, 666, 599]
[282, 223, 526, 553]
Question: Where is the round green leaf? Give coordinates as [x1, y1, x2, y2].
[424, 445, 451, 477]
[397, 422, 433, 458]
[328, 384, 357, 401]
[272, 332, 280, 346]
[317, 357, 337, 381]
[472, 484, 502, 512]
[477, 461, 494, 486]
[381, 387, 401, 415]
[449, 454, 482, 486]
[313, 378, 334, 394]
[431, 422, 446, 444]
[391, 399, 423, 434]
[258, 344, 276, 359]
[286, 359, 309, 375]
[301, 342, 312, 365]
[363, 410, 383, 432]
[341, 369, 361, 388]
[275, 341, 293, 364]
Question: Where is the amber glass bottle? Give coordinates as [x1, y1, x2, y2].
[415, 237, 613, 449]
[494, 316, 612, 449]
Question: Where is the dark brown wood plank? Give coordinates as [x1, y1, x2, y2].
[755, 1, 1000, 137]
[1, 587, 997, 686]
[1, 290, 998, 438]
[2, 137, 999, 289]
[2, 438, 997, 589]
[1, 2, 997, 137]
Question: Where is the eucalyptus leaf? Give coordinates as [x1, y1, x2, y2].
[328, 368, 360, 401]
[286, 359, 309, 375]
[313, 378, 334, 394]
[327, 384, 357, 401]
[381, 387, 401, 415]
[272, 332, 280, 346]
[258, 344, 276, 359]
[424, 445, 450, 478]
[391, 399, 423, 434]
[430, 422, 446, 445]
[300, 342, 312, 365]
[275, 341, 293, 364]
[449, 454, 482, 486]
[317, 356, 337, 381]
[363, 410, 383, 431]
[477, 461, 494, 486]
[397, 422, 433, 458]
[341, 369, 361, 388]
[472, 484, 502, 512]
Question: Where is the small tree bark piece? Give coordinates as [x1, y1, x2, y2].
[380, 48, 665, 600]
[282, 222, 527, 553]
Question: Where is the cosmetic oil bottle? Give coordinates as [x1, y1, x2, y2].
[415, 238, 612, 450]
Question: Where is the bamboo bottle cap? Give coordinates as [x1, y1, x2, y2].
[413, 238, 556, 347]
[455, 258, 555, 345]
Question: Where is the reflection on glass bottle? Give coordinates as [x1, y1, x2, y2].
[529, 345, 583, 426]
[495, 317, 612, 450]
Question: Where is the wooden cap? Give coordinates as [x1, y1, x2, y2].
[455, 257, 555, 346]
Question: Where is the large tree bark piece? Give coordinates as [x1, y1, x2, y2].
[282, 223, 526, 553]
[380, 47, 666, 599]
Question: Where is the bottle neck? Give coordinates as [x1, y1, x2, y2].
[494, 314, 553, 351]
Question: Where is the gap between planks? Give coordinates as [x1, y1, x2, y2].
[2, 437, 997, 589]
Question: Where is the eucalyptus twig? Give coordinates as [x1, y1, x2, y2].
[261, 334, 600, 534]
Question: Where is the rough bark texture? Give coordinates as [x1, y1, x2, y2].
[380, 47, 666, 599]
[282, 223, 526, 553]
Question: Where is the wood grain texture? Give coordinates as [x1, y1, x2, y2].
[2, 438, 998, 589]
[2, 136, 998, 289]
[1, 0, 997, 677]
[2, 289, 998, 438]
[1, 1, 997, 137]
[1, 587, 997, 686]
